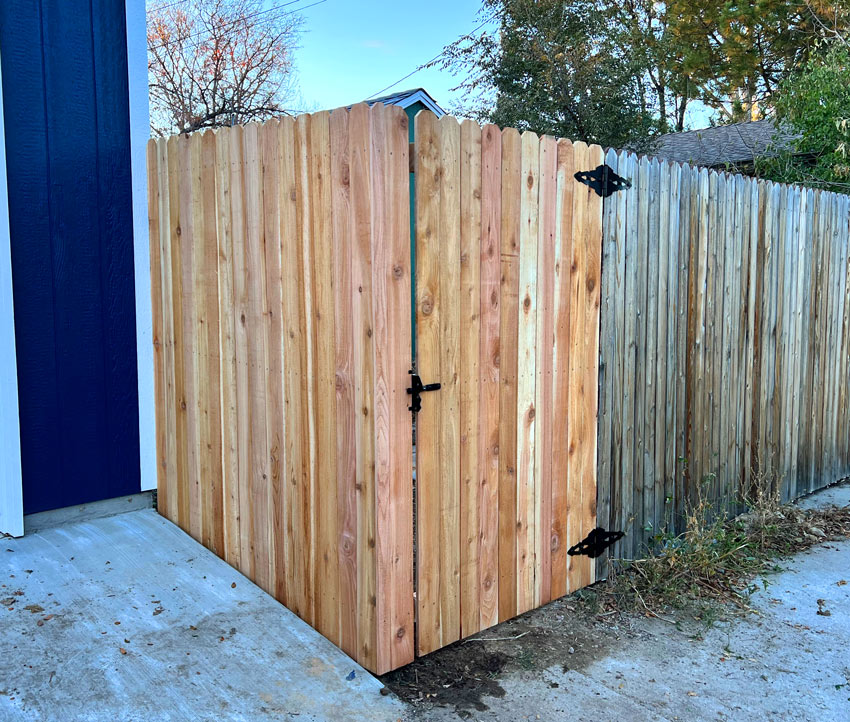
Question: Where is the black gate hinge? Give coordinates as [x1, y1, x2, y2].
[406, 371, 441, 413]
[574, 164, 631, 198]
[567, 527, 625, 558]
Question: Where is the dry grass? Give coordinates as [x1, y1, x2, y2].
[583, 479, 850, 621]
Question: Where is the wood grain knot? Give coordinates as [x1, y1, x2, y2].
[176, 225, 182, 236]
[586, 277, 596, 292]
[421, 296, 434, 315]
[526, 173, 534, 189]
[396, 626, 406, 639]
[392, 264, 403, 279]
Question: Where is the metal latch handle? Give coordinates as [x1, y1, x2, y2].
[406, 371, 440, 413]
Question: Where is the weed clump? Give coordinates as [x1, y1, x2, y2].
[588, 479, 850, 621]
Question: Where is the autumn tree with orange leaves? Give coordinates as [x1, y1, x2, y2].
[147, 0, 302, 136]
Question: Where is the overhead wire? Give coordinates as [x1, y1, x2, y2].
[148, 0, 326, 53]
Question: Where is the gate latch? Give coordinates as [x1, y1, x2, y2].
[406, 371, 441, 413]
[567, 527, 625, 558]
[574, 164, 631, 198]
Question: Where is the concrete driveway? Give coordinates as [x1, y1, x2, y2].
[0, 509, 403, 722]
[3, 485, 848, 721]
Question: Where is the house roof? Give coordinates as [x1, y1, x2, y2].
[651, 119, 798, 168]
[365, 88, 445, 117]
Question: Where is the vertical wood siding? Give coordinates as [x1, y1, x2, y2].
[0, 0, 141, 513]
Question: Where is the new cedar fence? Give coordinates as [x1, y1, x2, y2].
[597, 151, 850, 559]
[147, 102, 850, 674]
[147, 103, 415, 674]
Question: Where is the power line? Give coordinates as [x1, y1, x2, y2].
[148, 0, 325, 53]
[365, 18, 491, 100]
[147, 0, 192, 15]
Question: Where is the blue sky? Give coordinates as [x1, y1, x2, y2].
[292, 0, 485, 112]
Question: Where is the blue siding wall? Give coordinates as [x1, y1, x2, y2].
[0, 0, 141, 513]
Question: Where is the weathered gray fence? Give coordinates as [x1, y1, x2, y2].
[597, 150, 850, 559]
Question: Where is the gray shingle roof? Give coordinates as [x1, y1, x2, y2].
[651, 119, 798, 168]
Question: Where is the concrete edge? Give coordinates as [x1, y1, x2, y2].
[23, 491, 155, 533]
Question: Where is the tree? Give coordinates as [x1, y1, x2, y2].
[608, 0, 697, 133]
[668, 0, 850, 122]
[435, 0, 662, 149]
[755, 43, 850, 191]
[437, 0, 850, 147]
[147, 0, 302, 136]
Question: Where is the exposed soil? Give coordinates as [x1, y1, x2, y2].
[381, 483, 850, 719]
[380, 593, 627, 717]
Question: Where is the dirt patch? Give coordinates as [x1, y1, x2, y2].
[380, 595, 625, 717]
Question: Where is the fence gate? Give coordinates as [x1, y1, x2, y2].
[412, 113, 605, 654]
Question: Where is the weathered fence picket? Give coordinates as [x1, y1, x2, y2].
[598, 153, 850, 559]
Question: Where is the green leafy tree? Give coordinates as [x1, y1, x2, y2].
[755, 43, 850, 191]
[435, 0, 663, 149]
[609, 0, 697, 133]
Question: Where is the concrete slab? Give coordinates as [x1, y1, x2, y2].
[22, 492, 154, 534]
[0, 509, 403, 722]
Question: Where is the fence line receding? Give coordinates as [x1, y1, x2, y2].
[598, 151, 850, 559]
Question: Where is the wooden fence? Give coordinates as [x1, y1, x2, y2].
[413, 113, 603, 654]
[146, 102, 414, 675]
[597, 150, 850, 559]
[147, 103, 850, 673]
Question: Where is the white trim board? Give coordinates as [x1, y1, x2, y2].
[126, 0, 156, 492]
[0, 49, 25, 537]
[388, 89, 445, 116]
